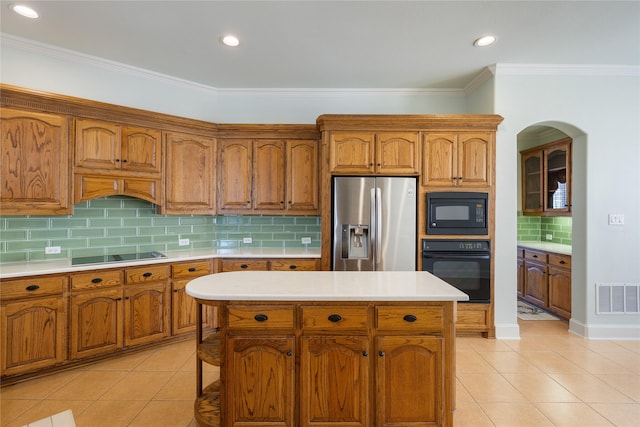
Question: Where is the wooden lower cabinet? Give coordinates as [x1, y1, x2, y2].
[300, 336, 369, 426]
[520, 247, 572, 320]
[548, 253, 572, 319]
[226, 336, 295, 426]
[523, 251, 548, 307]
[0, 275, 68, 377]
[197, 300, 456, 427]
[171, 260, 215, 335]
[376, 336, 443, 426]
[70, 287, 123, 359]
[1, 295, 67, 377]
[124, 281, 170, 346]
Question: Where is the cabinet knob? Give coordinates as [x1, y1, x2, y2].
[362, 351, 368, 357]
[240, 264, 248, 269]
[559, 260, 566, 264]
[403, 314, 418, 323]
[327, 314, 343, 323]
[142, 272, 153, 278]
[91, 278, 103, 284]
[25, 284, 40, 291]
[122, 159, 127, 163]
[254, 313, 269, 322]
[286, 350, 293, 356]
[532, 255, 538, 258]
[378, 351, 385, 357]
[289, 265, 297, 270]
[188, 267, 197, 272]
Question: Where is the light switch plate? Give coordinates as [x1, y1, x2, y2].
[301, 237, 312, 244]
[178, 238, 190, 246]
[45, 246, 61, 254]
[243, 237, 253, 244]
[608, 214, 625, 225]
[545, 234, 553, 240]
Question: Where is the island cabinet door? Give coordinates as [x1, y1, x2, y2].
[226, 336, 295, 426]
[300, 336, 370, 427]
[375, 336, 444, 427]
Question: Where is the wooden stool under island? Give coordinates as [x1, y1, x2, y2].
[186, 270, 467, 427]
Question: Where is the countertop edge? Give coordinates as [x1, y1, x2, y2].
[517, 241, 572, 256]
[0, 248, 321, 279]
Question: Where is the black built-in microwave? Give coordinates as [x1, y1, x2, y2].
[426, 192, 488, 235]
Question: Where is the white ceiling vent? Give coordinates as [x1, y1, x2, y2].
[596, 283, 640, 314]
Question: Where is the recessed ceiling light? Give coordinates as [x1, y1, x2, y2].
[473, 35, 496, 47]
[11, 4, 39, 19]
[221, 35, 240, 47]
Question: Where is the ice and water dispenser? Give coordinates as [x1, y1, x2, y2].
[340, 224, 369, 259]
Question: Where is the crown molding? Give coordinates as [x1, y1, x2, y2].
[463, 65, 497, 94]
[494, 63, 640, 77]
[1, 33, 219, 94]
[216, 87, 465, 97]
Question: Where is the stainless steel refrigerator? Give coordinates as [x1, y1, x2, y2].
[332, 177, 417, 271]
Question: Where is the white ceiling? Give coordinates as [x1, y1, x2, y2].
[1, 1, 639, 89]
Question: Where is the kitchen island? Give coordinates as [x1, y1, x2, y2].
[186, 271, 468, 427]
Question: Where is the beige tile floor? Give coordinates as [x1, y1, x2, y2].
[1, 320, 639, 426]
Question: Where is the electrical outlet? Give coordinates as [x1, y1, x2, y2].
[545, 234, 553, 241]
[608, 214, 625, 225]
[243, 237, 252, 244]
[45, 246, 61, 254]
[301, 237, 312, 244]
[178, 238, 190, 246]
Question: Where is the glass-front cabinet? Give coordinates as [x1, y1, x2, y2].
[521, 137, 571, 216]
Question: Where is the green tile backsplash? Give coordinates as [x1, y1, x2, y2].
[0, 196, 321, 263]
[517, 213, 572, 246]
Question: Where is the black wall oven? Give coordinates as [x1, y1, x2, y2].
[422, 239, 491, 303]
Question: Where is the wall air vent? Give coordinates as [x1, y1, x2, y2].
[596, 283, 640, 314]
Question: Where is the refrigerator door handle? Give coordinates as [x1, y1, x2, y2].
[370, 187, 376, 269]
[376, 186, 382, 269]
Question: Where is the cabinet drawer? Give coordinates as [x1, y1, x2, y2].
[125, 265, 170, 284]
[71, 270, 122, 291]
[269, 259, 318, 271]
[548, 253, 571, 269]
[376, 306, 444, 332]
[1, 276, 66, 300]
[171, 260, 212, 278]
[524, 249, 547, 263]
[301, 306, 369, 332]
[228, 305, 295, 330]
[220, 259, 268, 272]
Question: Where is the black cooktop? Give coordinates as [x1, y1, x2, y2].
[72, 251, 166, 266]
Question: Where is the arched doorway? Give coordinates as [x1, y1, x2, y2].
[516, 122, 587, 333]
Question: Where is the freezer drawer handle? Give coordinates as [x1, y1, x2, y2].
[328, 314, 343, 323]
[254, 314, 268, 322]
[403, 314, 418, 323]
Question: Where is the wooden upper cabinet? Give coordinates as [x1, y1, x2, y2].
[121, 126, 162, 174]
[161, 131, 215, 214]
[253, 140, 286, 211]
[218, 138, 319, 214]
[329, 132, 375, 174]
[329, 131, 419, 175]
[0, 108, 71, 215]
[217, 139, 252, 211]
[74, 119, 161, 174]
[287, 140, 318, 211]
[73, 118, 163, 205]
[74, 119, 121, 170]
[422, 132, 492, 188]
[521, 137, 571, 216]
[375, 132, 420, 174]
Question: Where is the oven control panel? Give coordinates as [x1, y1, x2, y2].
[422, 239, 490, 252]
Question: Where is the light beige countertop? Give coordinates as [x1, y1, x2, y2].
[0, 247, 321, 279]
[517, 241, 572, 256]
[186, 271, 470, 302]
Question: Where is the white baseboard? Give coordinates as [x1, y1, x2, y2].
[494, 323, 520, 339]
[570, 319, 640, 340]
